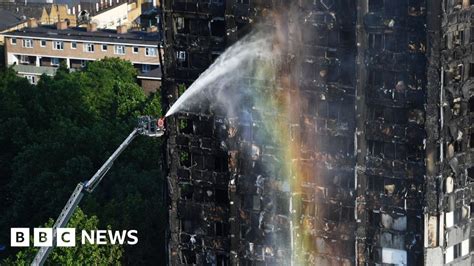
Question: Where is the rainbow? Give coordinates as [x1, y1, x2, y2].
[240, 18, 316, 264]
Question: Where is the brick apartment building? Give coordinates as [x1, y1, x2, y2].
[3, 19, 162, 93]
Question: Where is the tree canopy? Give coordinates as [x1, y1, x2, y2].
[0, 58, 166, 264]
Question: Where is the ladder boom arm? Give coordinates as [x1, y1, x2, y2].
[31, 116, 164, 266]
[84, 128, 139, 192]
[32, 128, 140, 266]
[32, 183, 85, 266]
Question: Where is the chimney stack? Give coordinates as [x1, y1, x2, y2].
[27, 18, 38, 28]
[117, 25, 127, 34]
[56, 20, 68, 30]
[86, 22, 97, 32]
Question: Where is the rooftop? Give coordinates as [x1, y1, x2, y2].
[0, 2, 46, 20]
[0, 10, 25, 31]
[4, 25, 162, 46]
[138, 66, 162, 80]
[0, 0, 98, 4]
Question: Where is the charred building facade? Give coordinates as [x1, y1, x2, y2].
[422, 0, 474, 265]
[161, 0, 229, 264]
[355, 0, 426, 264]
[161, 0, 473, 265]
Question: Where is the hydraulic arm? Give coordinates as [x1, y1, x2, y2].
[31, 116, 165, 266]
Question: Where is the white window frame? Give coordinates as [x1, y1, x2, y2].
[142, 64, 151, 73]
[20, 55, 29, 64]
[53, 41, 64, 50]
[133, 46, 139, 54]
[176, 17, 185, 30]
[40, 40, 46, 47]
[51, 58, 60, 66]
[11, 38, 17, 45]
[83, 43, 95, 53]
[26, 75, 36, 84]
[177, 51, 186, 61]
[114, 45, 125, 55]
[23, 39, 33, 48]
[145, 47, 157, 57]
[101, 44, 107, 51]
[71, 42, 77, 49]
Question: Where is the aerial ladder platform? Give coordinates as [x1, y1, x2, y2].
[31, 116, 165, 266]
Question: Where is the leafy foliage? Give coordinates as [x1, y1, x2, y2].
[0, 58, 165, 264]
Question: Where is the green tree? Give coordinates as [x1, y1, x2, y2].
[0, 58, 165, 264]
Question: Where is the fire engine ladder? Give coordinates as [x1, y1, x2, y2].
[31, 116, 164, 266]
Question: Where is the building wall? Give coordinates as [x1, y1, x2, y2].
[355, 0, 427, 264]
[161, 0, 229, 264]
[42, 5, 77, 26]
[140, 78, 161, 94]
[428, 0, 474, 264]
[223, 1, 357, 265]
[162, 0, 357, 265]
[4, 36, 160, 65]
[90, 3, 128, 29]
[162, 1, 474, 265]
[127, 0, 142, 26]
[3, 32, 161, 91]
[288, 2, 357, 264]
[0, 22, 28, 44]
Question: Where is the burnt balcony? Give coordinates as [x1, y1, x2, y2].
[366, 86, 425, 108]
[365, 120, 425, 144]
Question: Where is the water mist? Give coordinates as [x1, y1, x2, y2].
[165, 30, 273, 117]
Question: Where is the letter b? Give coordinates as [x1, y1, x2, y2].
[11, 228, 29, 247]
[34, 228, 53, 247]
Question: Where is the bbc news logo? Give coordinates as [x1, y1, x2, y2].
[11, 228, 138, 247]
